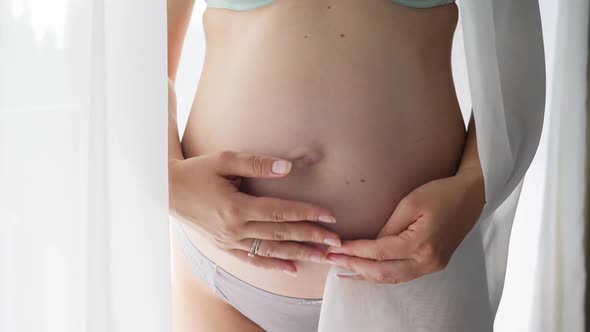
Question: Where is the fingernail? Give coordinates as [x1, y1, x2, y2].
[310, 253, 325, 263]
[272, 160, 292, 174]
[323, 238, 341, 247]
[326, 258, 337, 264]
[318, 215, 336, 223]
[327, 246, 341, 253]
[337, 273, 360, 278]
[283, 269, 297, 277]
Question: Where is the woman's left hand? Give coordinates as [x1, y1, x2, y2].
[325, 171, 485, 284]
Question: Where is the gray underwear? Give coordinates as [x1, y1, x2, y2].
[170, 219, 323, 332]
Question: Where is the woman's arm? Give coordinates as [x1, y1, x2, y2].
[167, 0, 195, 162]
[168, 79, 184, 161]
[455, 112, 486, 214]
[168, 0, 195, 83]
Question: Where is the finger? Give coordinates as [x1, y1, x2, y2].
[236, 194, 337, 224]
[327, 235, 414, 260]
[237, 238, 329, 263]
[242, 221, 341, 247]
[327, 253, 419, 283]
[214, 150, 293, 178]
[226, 248, 298, 274]
[376, 197, 421, 238]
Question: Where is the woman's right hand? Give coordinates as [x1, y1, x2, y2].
[169, 150, 342, 274]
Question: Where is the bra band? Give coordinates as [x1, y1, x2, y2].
[204, 0, 456, 11]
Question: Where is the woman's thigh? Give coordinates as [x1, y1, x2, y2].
[170, 233, 264, 332]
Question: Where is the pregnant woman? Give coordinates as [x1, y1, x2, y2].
[167, 0, 487, 331]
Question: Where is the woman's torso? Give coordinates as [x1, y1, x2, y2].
[181, 0, 465, 298]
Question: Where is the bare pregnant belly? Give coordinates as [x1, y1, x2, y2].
[180, 0, 466, 298]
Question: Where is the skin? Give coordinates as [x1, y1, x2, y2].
[327, 116, 485, 283]
[167, 0, 485, 330]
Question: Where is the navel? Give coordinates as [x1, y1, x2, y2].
[286, 144, 324, 169]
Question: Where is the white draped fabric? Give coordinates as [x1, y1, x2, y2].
[529, 1, 588, 331]
[0, 1, 171, 331]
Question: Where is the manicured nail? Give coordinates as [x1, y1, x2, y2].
[318, 215, 336, 223]
[283, 269, 297, 277]
[323, 238, 341, 247]
[272, 160, 292, 174]
[310, 253, 325, 263]
[327, 246, 342, 253]
[337, 273, 360, 278]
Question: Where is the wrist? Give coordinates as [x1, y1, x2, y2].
[169, 157, 184, 166]
[456, 164, 483, 180]
[455, 166, 485, 206]
[168, 158, 184, 215]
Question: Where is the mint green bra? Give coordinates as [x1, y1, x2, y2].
[205, 0, 456, 11]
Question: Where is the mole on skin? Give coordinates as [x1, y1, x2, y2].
[340, 33, 345, 38]
[360, 179, 366, 183]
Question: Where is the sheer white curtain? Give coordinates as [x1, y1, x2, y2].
[494, 0, 588, 331]
[528, 0, 588, 331]
[1, 0, 587, 331]
[0, 1, 171, 331]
